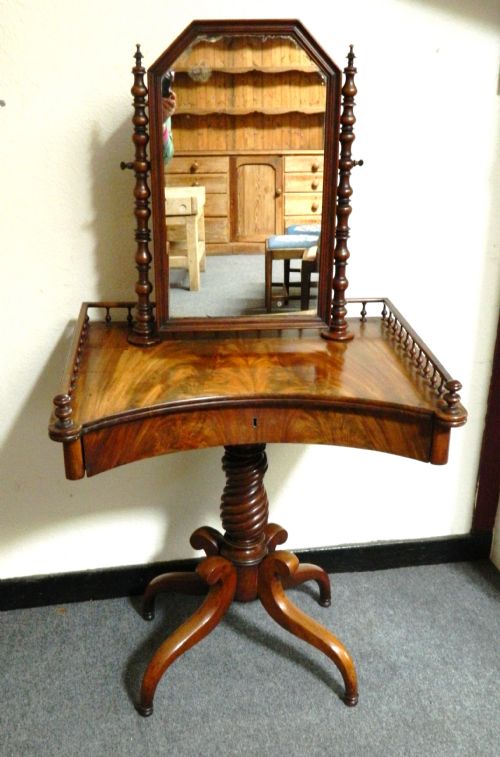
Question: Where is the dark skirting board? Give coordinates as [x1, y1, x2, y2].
[0, 533, 492, 611]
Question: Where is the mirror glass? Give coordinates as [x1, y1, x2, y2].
[162, 33, 327, 318]
[148, 21, 340, 332]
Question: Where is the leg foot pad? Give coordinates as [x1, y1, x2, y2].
[343, 693, 359, 707]
[136, 703, 153, 717]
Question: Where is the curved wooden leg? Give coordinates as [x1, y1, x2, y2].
[265, 524, 331, 606]
[142, 572, 207, 621]
[258, 551, 358, 706]
[286, 563, 331, 608]
[137, 556, 237, 717]
[143, 526, 226, 620]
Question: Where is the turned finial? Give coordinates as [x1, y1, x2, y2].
[134, 44, 142, 64]
[53, 394, 73, 429]
[443, 380, 463, 415]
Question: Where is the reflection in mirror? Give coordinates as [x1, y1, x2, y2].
[162, 34, 326, 318]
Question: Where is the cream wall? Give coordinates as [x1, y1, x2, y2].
[1, 0, 498, 579]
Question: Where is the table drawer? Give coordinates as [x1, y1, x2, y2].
[285, 154, 323, 173]
[284, 193, 322, 216]
[82, 405, 433, 476]
[168, 156, 229, 174]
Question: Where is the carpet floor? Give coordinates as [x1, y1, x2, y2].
[1, 561, 498, 756]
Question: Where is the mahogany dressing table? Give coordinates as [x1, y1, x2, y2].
[49, 21, 466, 716]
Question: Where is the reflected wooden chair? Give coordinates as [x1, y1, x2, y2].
[264, 232, 319, 312]
[285, 223, 321, 236]
[300, 243, 319, 310]
[287, 225, 320, 310]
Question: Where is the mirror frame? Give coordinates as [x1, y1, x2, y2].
[148, 19, 341, 334]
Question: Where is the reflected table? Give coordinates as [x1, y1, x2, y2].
[165, 185, 206, 291]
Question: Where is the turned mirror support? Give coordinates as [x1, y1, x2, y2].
[121, 45, 159, 346]
[323, 46, 362, 342]
[137, 444, 358, 716]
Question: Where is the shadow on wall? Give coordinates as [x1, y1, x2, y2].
[0, 97, 308, 578]
[0, 327, 306, 578]
[86, 118, 140, 300]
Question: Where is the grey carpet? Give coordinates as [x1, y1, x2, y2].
[169, 253, 311, 318]
[1, 561, 499, 756]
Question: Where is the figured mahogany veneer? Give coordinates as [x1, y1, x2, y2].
[49, 301, 466, 481]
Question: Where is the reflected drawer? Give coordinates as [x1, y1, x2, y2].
[284, 193, 322, 215]
[284, 154, 323, 173]
[284, 215, 323, 228]
[168, 156, 229, 174]
[284, 173, 323, 192]
[205, 193, 228, 216]
[206, 217, 229, 242]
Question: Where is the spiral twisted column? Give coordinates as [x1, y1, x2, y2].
[218, 445, 270, 599]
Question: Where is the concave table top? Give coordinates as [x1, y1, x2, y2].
[49, 301, 466, 479]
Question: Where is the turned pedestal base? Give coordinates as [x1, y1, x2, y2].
[137, 444, 358, 716]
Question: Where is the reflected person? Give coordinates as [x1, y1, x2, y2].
[162, 83, 176, 164]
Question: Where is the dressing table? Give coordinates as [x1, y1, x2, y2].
[49, 20, 466, 716]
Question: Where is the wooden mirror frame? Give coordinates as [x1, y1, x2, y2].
[147, 19, 342, 335]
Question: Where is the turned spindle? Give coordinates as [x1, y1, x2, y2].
[323, 45, 362, 342]
[123, 45, 159, 346]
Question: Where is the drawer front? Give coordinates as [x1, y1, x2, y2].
[82, 406, 433, 476]
[284, 193, 322, 216]
[284, 154, 323, 173]
[166, 173, 228, 193]
[205, 193, 228, 217]
[168, 156, 229, 174]
[284, 173, 323, 192]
